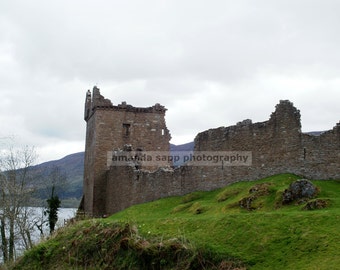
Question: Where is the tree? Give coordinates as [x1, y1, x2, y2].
[44, 166, 65, 234]
[0, 145, 37, 263]
[46, 186, 61, 234]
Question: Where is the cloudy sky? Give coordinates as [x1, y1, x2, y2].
[1, 0, 339, 163]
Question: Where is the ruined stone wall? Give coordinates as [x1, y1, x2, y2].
[192, 100, 339, 184]
[299, 124, 340, 179]
[105, 164, 205, 214]
[103, 100, 340, 215]
[83, 89, 339, 216]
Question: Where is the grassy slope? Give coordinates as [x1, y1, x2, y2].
[11, 174, 340, 269]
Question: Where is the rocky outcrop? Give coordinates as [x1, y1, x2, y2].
[282, 179, 318, 204]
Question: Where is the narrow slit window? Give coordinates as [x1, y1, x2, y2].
[123, 123, 131, 137]
[161, 129, 165, 136]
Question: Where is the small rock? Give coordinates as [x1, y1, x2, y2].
[282, 179, 318, 205]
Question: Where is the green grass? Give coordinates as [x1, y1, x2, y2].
[10, 174, 340, 269]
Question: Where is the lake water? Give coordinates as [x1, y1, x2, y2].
[0, 207, 77, 263]
[29, 207, 77, 236]
[56, 207, 78, 224]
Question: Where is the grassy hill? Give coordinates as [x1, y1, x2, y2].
[10, 174, 340, 269]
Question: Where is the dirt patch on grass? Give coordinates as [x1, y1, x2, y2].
[239, 183, 272, 211]
[302, 199, 330, 210]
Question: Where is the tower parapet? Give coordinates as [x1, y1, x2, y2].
[84, 86, 168, 121]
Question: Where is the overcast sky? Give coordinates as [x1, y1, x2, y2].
[1, 0, 339, 163]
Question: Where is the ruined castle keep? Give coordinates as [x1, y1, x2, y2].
[83, 86, 171, 216]
[83, 87, 340, 217]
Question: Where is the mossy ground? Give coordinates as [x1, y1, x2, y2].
[9, 174, 340, 269]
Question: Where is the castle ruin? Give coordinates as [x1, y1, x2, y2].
[83, 86, 171, 216]
[82, 87, 340, 217]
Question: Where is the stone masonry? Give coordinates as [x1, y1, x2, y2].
[83, 86, 171, 216]
[82, 87, 340, 216]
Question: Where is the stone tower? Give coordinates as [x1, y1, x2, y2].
[83, 86, 171, 216]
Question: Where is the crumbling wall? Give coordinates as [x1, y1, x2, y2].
[299, 124, 340, 179]
[83, 89, 340, 216]
[193, 100, 339, 182]
[103, 100, 340, 215]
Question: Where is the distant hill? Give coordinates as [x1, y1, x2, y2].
[304, 131, 324, 136]
[32, 152, 84, 185]
[29, 143, 194, 207]
[170, 141, 194, 151]
[28, 152, 84, 207]
[170, 142, 194, 167]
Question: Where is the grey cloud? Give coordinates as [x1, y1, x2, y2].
[0, 0, 339, 162]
